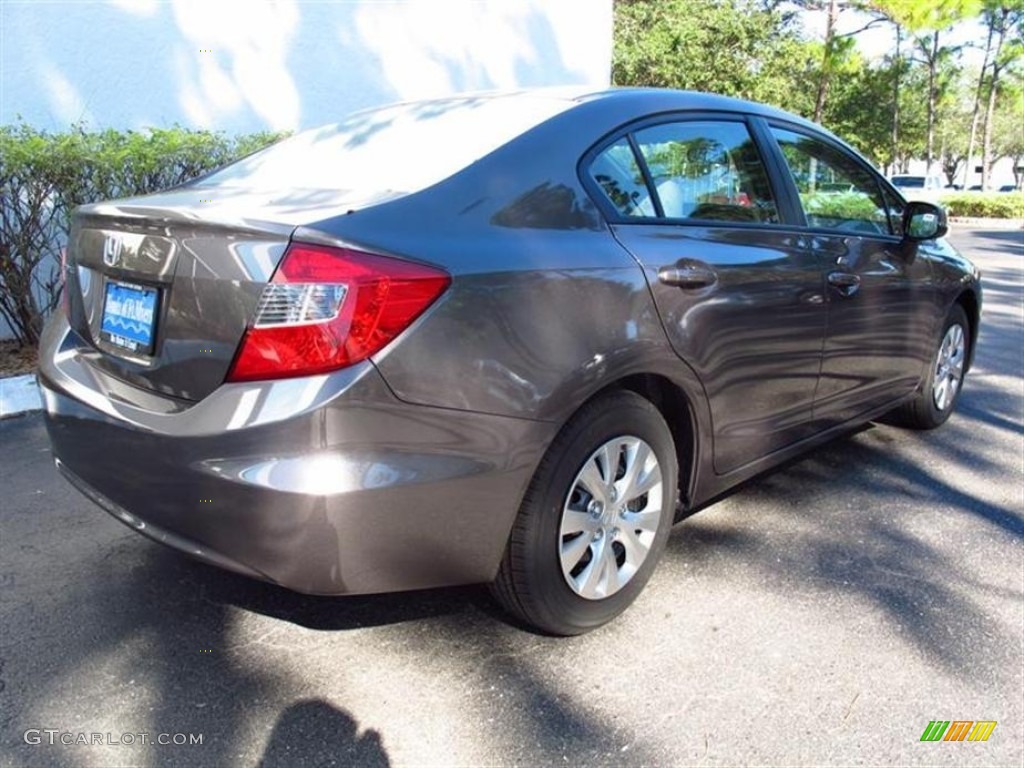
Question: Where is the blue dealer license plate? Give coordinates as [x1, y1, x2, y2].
[100, 281, 159, 354]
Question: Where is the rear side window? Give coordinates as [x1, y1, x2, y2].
[588, 120, 779, 224]
[771, 127, 893, 235]
[589, 138, 656, 218]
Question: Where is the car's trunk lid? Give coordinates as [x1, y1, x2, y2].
[65, 187, 382, 402]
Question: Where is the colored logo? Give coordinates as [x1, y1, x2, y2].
[920, 720, 997, 742]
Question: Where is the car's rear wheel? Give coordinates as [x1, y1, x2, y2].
[491, 391, 677, 635]
[893, 304, 970, 429]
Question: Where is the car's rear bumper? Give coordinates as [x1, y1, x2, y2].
[38, 315, 552, 595]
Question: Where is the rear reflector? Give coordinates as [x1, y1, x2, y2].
[254, 284, 348, 327]
[226, 242, 450, 382]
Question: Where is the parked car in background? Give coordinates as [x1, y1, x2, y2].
[890, 174, 945, 202]
[998, 184, 1019, 193]
[39, 88, 981, 635]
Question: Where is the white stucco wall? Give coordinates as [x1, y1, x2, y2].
[0, 0, 612, 340]
[0, 0, 613, 133]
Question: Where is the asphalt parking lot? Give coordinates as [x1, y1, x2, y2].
[0, 226, 1021, 767]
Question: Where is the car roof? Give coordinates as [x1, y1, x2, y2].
[373, 86, 824, 131]
[571, 86, 799, 117]
[576, 87, 851, 147]
[364, 86, 863, 174]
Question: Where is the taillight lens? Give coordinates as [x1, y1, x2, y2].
[226, 242, 450, 382]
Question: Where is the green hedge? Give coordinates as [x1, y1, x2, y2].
[939, 192, 1024, 219]
[0, 124, 287, 345]
[801, 190, 887, 223]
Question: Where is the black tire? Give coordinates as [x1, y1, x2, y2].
[491, 390, 678, 635]
[892, 304, 970, 429]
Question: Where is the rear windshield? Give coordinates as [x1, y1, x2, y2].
[194, 95, 572, 196]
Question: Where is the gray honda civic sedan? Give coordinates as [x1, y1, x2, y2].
[39, 88, 980, 635]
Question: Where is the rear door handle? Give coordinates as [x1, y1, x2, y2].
[827, 271, 861, 296]
[657, 261, 718, 289]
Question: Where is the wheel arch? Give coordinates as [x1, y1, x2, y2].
[954, 289, 980, 372]
[584, 372, 700, 521]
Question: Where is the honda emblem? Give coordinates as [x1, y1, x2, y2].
[102, 235, 123, 267]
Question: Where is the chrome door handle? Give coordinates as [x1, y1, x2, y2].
[657, 261, 717, 289]
[827, 270, 861, 296]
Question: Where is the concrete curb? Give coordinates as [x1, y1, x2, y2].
[0, 373, 43, 420]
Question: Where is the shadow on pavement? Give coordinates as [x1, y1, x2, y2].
[1, 415, 656, 766]
[258, 699, 389, 768]
[661, 230, 1021, 678]
[2, 228, 1018, 765]
[965, 228, 1023, 250]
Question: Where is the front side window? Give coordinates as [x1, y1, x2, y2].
[771, 127, 891, 235]
[632, 121, 779, 224]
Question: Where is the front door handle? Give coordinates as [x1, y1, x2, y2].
[827, 271, 861, 297]
[658, 261, 718, 289]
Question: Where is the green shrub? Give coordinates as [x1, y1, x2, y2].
[801, 190, 887, 223]
[939, 192, 1024, 219]
[0, 123, 287, 346]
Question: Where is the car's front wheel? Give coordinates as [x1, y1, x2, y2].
[893, 303, 971, 429]
[491, 391, 678, 635]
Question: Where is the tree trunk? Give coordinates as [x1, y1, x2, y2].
[982, 8, 1009, 191]
[813, 0, 839, 123]
[891, 24, 901, 176]
[964, 19, 994, 188]
[925, 33, 939, 175]
[981, 74, 1000, 189]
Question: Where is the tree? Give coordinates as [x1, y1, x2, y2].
[825, 54, 928, 169]
[990, 71, 1024, 186]
[935, 71, 975, 184]
[785, 0, 889, 121]
[872, 0, 983, 173]
[964, 6, 998, 187]
[980, 2, 1024, 188]
[610, 0, 1006, 183]
[890, 20, 904, 173]
[612, 0, 818, 115]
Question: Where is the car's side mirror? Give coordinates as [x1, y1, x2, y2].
[904, 201, 947, 241]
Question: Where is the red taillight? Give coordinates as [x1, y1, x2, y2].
[226, 242, 450, 382]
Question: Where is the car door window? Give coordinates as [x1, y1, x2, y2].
[588, 137, 655, 218]
[880, 186, 905, 236]
[770, 127, 892, 235]
[631, 121, 779, 224]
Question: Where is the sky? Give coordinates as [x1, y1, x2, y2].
[800, 5, 990, 69]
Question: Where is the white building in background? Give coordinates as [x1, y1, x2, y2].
[1, 0, 612, 132]
[0, 0, 613, 339]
